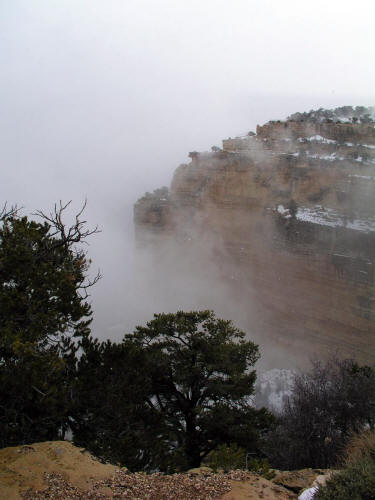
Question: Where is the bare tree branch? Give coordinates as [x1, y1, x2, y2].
[0, 203, 21, 221]
[33, 199, 101, 249]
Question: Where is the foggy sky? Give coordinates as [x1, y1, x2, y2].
[1, 0, 374, 341]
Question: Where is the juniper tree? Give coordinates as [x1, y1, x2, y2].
[124, 310, 273, 470]
[0, 201, 99, 446]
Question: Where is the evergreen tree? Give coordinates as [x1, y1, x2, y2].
[0, 202, 99, 447]
[124, 310, 273, 470]
[72, 311, 272, 472]
[71, 336, 167, 471]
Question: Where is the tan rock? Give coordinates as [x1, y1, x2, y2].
[134, 119, 375, 366]
[222, 475, 297, 499]
[273, 468, 330, 493]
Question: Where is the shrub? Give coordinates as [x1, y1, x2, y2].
[342, 429, 375, 467]
[264, 358, 375, 469]
[313, 430, 375, 499]
[315, 458, 375, 499]
[204, 443, 246, 472]
[204, 444, 275, 479]
[247, 458, 275, 480]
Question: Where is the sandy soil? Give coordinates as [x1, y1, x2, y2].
[0, 441, 300, 499]
[0, 441, 117, 499]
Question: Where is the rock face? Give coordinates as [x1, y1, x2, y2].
[134, 113, 375, 365]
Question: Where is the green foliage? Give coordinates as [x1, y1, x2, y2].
[204, 444, 275, 478]
[0, 337, 77, 446]
[112, 310, 274, 471]
[71, 336, 168, 471]
[0, 215, 91, 351]
[315, 458, 375, 499]
[315, 429, 375, 499]
[247, 458, 275, 480]
[0, 202, 98, 447]
[72, 311, 273, 472]
[204, 443, 246, 472]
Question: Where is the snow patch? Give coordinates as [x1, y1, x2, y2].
[299, 487, 318, 500]
[296, 206, 375, 232]
[349, 174, 374, 180]
[298, 135, 336, 144]
[277, 204, 375, 232]
[277, 205, 291, 218]
[306, 152, 344, 161]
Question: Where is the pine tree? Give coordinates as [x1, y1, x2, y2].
[0, 202, 99, 446]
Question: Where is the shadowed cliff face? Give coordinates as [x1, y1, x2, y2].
[134, 116, 375, 368]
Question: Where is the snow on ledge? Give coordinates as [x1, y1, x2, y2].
[298, 135, 337, 144]
[277, 204, 375, 233]
[306, 152, 344, 161]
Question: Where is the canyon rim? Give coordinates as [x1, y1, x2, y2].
[134, 108, 375, 368]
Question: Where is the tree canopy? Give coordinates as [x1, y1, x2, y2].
[124, 310, 273, 470]
[0, 202, 99, 446]
[71, 336, 165, 471]
[73, 311, 272, 471]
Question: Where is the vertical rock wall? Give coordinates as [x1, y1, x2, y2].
[134, 119, 375, 365]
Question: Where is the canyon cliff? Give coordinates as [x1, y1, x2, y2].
[134, 109, 375, 366]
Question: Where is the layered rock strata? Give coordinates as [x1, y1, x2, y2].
[134, 117, 375, 364]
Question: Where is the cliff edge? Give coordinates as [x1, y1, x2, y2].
[134, 107, 375, 365]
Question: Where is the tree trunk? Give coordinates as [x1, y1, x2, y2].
[185, 414, 201, 468]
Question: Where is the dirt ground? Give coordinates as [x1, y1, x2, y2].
[0, 441, 118, 499]
[0, 441, 303, 499]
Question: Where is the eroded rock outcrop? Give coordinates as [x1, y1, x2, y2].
[134, 110, 375, 365]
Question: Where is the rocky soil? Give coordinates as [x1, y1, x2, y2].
[0, 441, 329, 499]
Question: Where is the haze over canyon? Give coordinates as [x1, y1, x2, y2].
[135, 107, 375, 368]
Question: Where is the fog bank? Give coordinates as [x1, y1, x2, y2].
[1, 0, 374, 347]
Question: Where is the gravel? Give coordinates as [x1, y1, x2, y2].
[22, 469, 260, 499]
